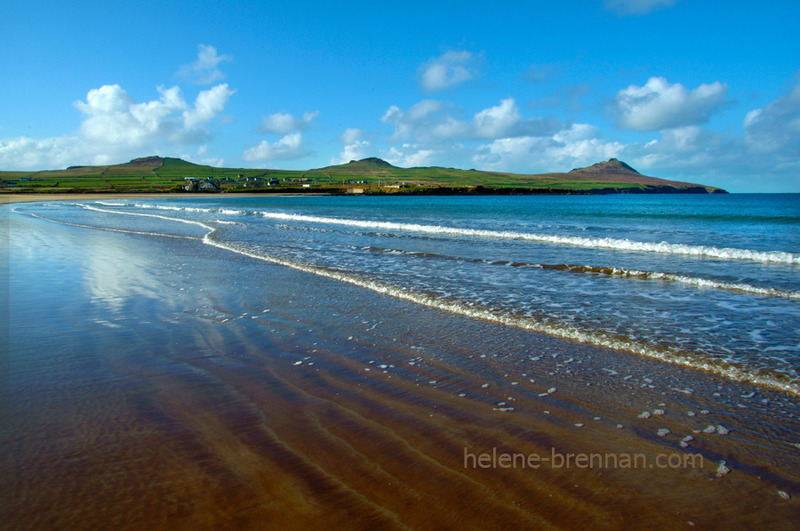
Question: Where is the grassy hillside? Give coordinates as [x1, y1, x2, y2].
[0, 156, 726, 194]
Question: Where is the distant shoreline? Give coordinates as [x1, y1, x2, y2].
[0, 185, 728, 204]
[0, 192, 334, 204]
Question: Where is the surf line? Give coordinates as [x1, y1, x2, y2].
[71, 204, 800, 397]
[116, 203, 799, 265]
[255, 211, 799, 265]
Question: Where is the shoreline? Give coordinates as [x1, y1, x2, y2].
[0, 192, 336, 204]
[3, 208, 799, 527]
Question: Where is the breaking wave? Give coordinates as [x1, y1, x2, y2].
[255, 211, 799, 265]
[100, 203, 799, 265]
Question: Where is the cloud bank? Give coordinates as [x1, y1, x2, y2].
[1, 82, 234, 169]
[381, 98, 561, 144]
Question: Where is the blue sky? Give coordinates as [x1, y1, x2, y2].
[1, 0, 798, 192]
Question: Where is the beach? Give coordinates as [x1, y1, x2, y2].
[2, 195, 799, 528]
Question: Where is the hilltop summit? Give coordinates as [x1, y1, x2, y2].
[346, 157, 396, 168]
[570, 158, 640, 175]
[121, 156, 165, 167]
[320, 157, 398, 173]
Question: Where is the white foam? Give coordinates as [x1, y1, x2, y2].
[252, 210, 799, 265]
[563, 265, 800, 300]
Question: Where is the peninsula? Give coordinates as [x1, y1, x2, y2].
[0, 156, 727, 195]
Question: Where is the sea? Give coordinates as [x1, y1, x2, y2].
[11, 192, 799, 396]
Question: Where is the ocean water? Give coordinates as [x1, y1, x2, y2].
[12, 193, 800, 395]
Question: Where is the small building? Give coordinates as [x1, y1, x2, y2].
[199, 180, 220, 192]
[185, 178, 220, 192]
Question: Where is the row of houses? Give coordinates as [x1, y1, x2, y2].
[184, 176, 283, 191]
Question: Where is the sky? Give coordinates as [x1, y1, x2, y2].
[1, 0, 798, 192]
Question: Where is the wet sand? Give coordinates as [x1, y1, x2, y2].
[2, 202, 800, 529]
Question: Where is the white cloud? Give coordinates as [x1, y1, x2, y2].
[473, 99, 522, 138]
[0, 83, 234, 169]
[259, 110, 319, 134]
[339, 127, 364, 145]
[177, 44, 233, 84]
[381, 100, 463, 143]
[334, 128, 372, 164]
[383, 145, 439, 167]
[75, 83, 234, 146]
[0, 136, 81, 169]
[612, 77, 727, 131]
[605, 0, 678, 15]
[473, 124, 623, 172]
[744, 78, 800, 156]
[419, 51, 481, 92]
[183, 84, 236, 130]
[381, 98, 561, 144]
[242, 132, 309, 161]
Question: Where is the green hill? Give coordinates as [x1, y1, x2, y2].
[0, 156, 726, 194]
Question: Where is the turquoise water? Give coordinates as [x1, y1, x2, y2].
[11, 193, 800, 394]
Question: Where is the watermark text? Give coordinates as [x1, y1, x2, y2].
[464, 447, 703, 470]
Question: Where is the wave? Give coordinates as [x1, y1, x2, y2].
[360, 246, 800, 300]
[253, 211, 799, 265]
[542, 264, 800, 300]
[31, 203, 800, 396]
[114, 204, 798, 264]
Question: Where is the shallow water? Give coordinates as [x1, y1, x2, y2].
[3, 197, 800, 528]
[16, 194, 800, 394]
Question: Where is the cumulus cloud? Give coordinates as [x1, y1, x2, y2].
[177, 44, 233, 84]
[242, 132, 309, 161]
[473, 123, 624, 172]
[612, 77, 727, 131]
[419, 51, 481, 92]
[76, 83, 234, 146]
[384, 145, 440, 168]
[0, 83, 234, 169]
[259, 110, 319, 134]
[744, 78, 800, 156]
[0, 136, 81, 169]
[183, 84, 237, 130]
[381, 98, 561, 144]
[605, 0, 678, 15]
[381, 100, 462, 143]
[619, 126, 731, 171]
[334, 128, 372, 164]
